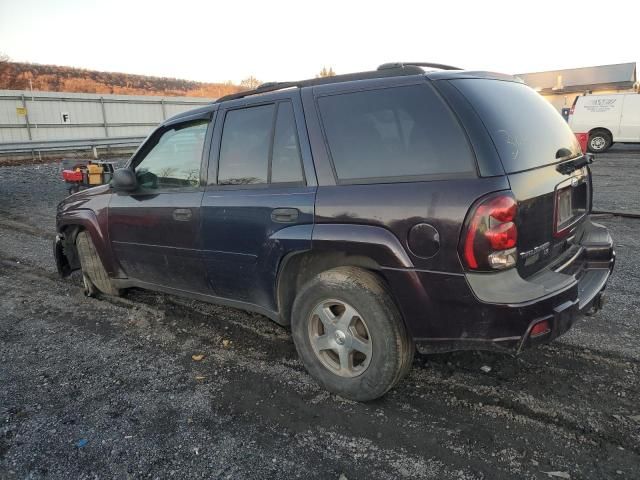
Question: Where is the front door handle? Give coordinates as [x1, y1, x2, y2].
[172, 208, 192, 221]
[271, 208, 299, 223]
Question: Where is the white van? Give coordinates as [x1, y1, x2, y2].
[569, 92, 640, 152]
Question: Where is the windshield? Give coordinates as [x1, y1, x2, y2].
[450, 79, 581, 173]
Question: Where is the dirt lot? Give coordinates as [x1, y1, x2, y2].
[1, 147, 639, 479]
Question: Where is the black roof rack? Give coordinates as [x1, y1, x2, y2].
[214, 63, 454, 104]
[377, 62, 462, 71]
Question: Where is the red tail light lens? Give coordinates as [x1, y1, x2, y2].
[461, 193, 518, 270]
[530, 320, 551, 337]
[486, 222, 517, 250]
[574, 133, 588, 154]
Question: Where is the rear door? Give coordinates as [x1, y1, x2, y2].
[200, 92, 316, 310]
[619, 94, 640, 142]
[449, 78, 590, 277]
[109, 113, 212, 291]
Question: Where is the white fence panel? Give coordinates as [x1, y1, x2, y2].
[0, 90, 214, 152]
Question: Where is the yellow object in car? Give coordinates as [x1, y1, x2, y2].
[87, 164, 104, 185]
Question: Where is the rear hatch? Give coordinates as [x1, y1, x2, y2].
[448, 78, 590, 277]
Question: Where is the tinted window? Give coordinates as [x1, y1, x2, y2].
[135, 120, 208, 189]
[317, 84, 474, 182]
[451, 79, 581, 173]
[218, 104, 274, 185]
[271, 102, 303, 183]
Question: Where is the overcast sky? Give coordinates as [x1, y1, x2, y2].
[1, 0, 638, 84]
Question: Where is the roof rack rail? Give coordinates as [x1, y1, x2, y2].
[377, 62, 463, 71]
[214, 64, 427, 104]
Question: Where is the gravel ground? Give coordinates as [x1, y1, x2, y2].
[0, 151, 639, 479]
[591, 144, 640, 216]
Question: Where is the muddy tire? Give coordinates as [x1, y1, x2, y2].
[76, 231, 121, 297]
[291, 267, 414, 401]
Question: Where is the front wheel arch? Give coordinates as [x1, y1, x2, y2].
[56, 224, 84, 276]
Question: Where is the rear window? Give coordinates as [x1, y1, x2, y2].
[317, 84, 475, 182]
[451, 79, 580, 173]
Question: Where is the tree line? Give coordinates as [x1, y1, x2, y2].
[0, 55, 337, 97]
[0, 61, 244, 97]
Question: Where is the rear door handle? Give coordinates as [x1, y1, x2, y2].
[172, 208, 192, 221]
[271, 208, 299, 223]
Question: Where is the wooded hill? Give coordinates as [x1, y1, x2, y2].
[0, 61, 244, 98]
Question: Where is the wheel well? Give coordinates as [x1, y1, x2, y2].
[276, 251, 386, 325]
[588, 127, 612, 138]
[59, 224, 84, 271]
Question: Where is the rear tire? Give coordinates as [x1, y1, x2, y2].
[588, 130, 612, 153]
[76, 231, 122, 297]
[291, 267, 414, 401]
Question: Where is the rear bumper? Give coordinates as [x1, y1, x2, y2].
[383, 217, 615, 354]
[516, 262, 611, 353]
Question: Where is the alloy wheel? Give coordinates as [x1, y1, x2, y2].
[308, 299, 372, 378]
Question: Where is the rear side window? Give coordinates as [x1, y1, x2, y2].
[218, 104, 274, 185]
[217, 102, 304, 186]
[451, 79, 581, 173]
[271, 102, 304, 183]
[317, 84, 475, 182]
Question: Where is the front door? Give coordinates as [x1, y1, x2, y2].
[201, 95, 316, 311]
[109, 114, 212, 292]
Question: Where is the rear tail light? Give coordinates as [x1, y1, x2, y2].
[574, 133, 588, 153]
[530, 320, 551, 337]
[460, 192, 518, 271]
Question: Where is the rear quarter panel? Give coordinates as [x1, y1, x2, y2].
[314, 178, 509, 272]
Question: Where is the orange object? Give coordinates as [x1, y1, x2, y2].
[87, 163, 104, 185]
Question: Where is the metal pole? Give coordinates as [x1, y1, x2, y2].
[21, 94, 32, 140]
[28, 80, 38, 130]
[161, 99, 167, 120]
[100, 97, 109, 137]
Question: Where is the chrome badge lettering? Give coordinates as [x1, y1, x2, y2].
[519, 241, 551, 260]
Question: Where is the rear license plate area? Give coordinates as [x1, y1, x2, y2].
[557, 188, 572, 227]
[555, 176, 588, 235]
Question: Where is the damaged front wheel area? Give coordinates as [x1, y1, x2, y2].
[75, 231, 122, 297]
[82, 272, 99, 297]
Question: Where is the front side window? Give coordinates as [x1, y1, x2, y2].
[135, 120, 208, 189]
[317, 84, 475, 182]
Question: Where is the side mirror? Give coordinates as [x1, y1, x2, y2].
[111, 168, 138, 192]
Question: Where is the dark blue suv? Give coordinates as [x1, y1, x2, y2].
[55, 63, 615, 401]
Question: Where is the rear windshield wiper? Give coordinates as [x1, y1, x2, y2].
[556, 152, 594, 175]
